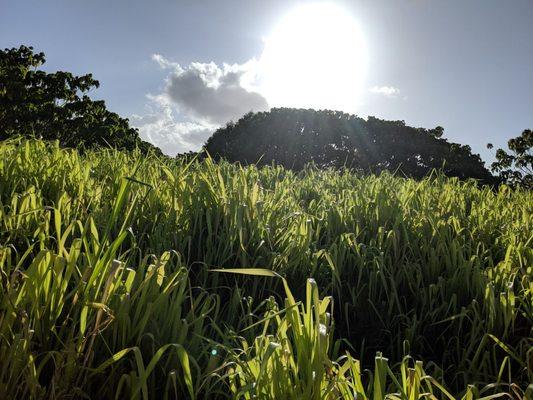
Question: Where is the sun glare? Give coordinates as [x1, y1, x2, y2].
[259, 3, 367, 112]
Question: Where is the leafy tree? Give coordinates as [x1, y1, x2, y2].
[205, 108, 496, 183]
[0, 45, 160, 154]
[487, 129, 532, 189]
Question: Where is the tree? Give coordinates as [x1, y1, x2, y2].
[487, 129, 532, 189]
[205, 108, 496, 183]
[0, 45, 160, 154]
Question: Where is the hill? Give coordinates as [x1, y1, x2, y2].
[205, 108, 496, 184]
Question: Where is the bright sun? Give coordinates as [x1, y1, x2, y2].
[259, 3, 367, 112]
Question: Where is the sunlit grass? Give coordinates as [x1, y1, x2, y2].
[0, 139, 531, 398]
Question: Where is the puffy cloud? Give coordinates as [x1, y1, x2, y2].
[132, 56, 269, 155]
[369, 85, 401, 98]
[131, 96, 215, 156]
[161, 57, 269, 125]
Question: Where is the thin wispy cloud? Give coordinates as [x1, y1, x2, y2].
[369, 85, 401, 98]
[152, 53, 181, 70]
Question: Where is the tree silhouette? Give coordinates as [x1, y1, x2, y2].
[205, 108, 496, 183]
[488, 129, 532, 189]
[0, 45, 160, 154]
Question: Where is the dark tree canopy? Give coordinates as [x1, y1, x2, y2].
[0, 45, 160, 154]
[488, 129, 532, 189]
[205, 108, 495, 183]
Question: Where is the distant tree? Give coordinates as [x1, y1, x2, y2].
[0, 45, 160, 154]
[205, 108, 496, 183]
[487, 129, 532, 189]
[175, 150, 203, 163]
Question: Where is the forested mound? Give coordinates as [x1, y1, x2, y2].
[206, 108, 496, 183]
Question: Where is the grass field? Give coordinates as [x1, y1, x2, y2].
[0, 139, 531, 399]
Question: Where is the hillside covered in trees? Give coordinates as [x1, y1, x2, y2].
[206, 108, 497, 183]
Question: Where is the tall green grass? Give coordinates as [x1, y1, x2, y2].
[0, 139, 531, 398]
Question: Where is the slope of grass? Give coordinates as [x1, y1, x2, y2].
[0, 139, 531, 399]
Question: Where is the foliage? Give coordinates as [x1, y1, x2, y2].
[488, 129, 532, 189]
[205, 108, 496, 184]
[218, 270, 504, 400]
[1, 139, 531, 399]
[0, 45, 160, 154]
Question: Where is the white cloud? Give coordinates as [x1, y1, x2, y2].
[131, 96, 215, 156]
[162, 57, 269, 125]
[152, 53, 181, 71]
[369, 85, 401, 98]
[133, 56, 269, 155]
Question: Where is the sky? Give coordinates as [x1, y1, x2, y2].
[1, 0, 532, 163]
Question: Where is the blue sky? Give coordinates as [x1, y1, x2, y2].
[1, 0, 532, 162]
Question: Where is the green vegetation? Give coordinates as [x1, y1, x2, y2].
[1, 139, 531, 399]
[205, 108, 496, 184]
[488, 129, 532, 190]
[0, 46, 159, 154]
